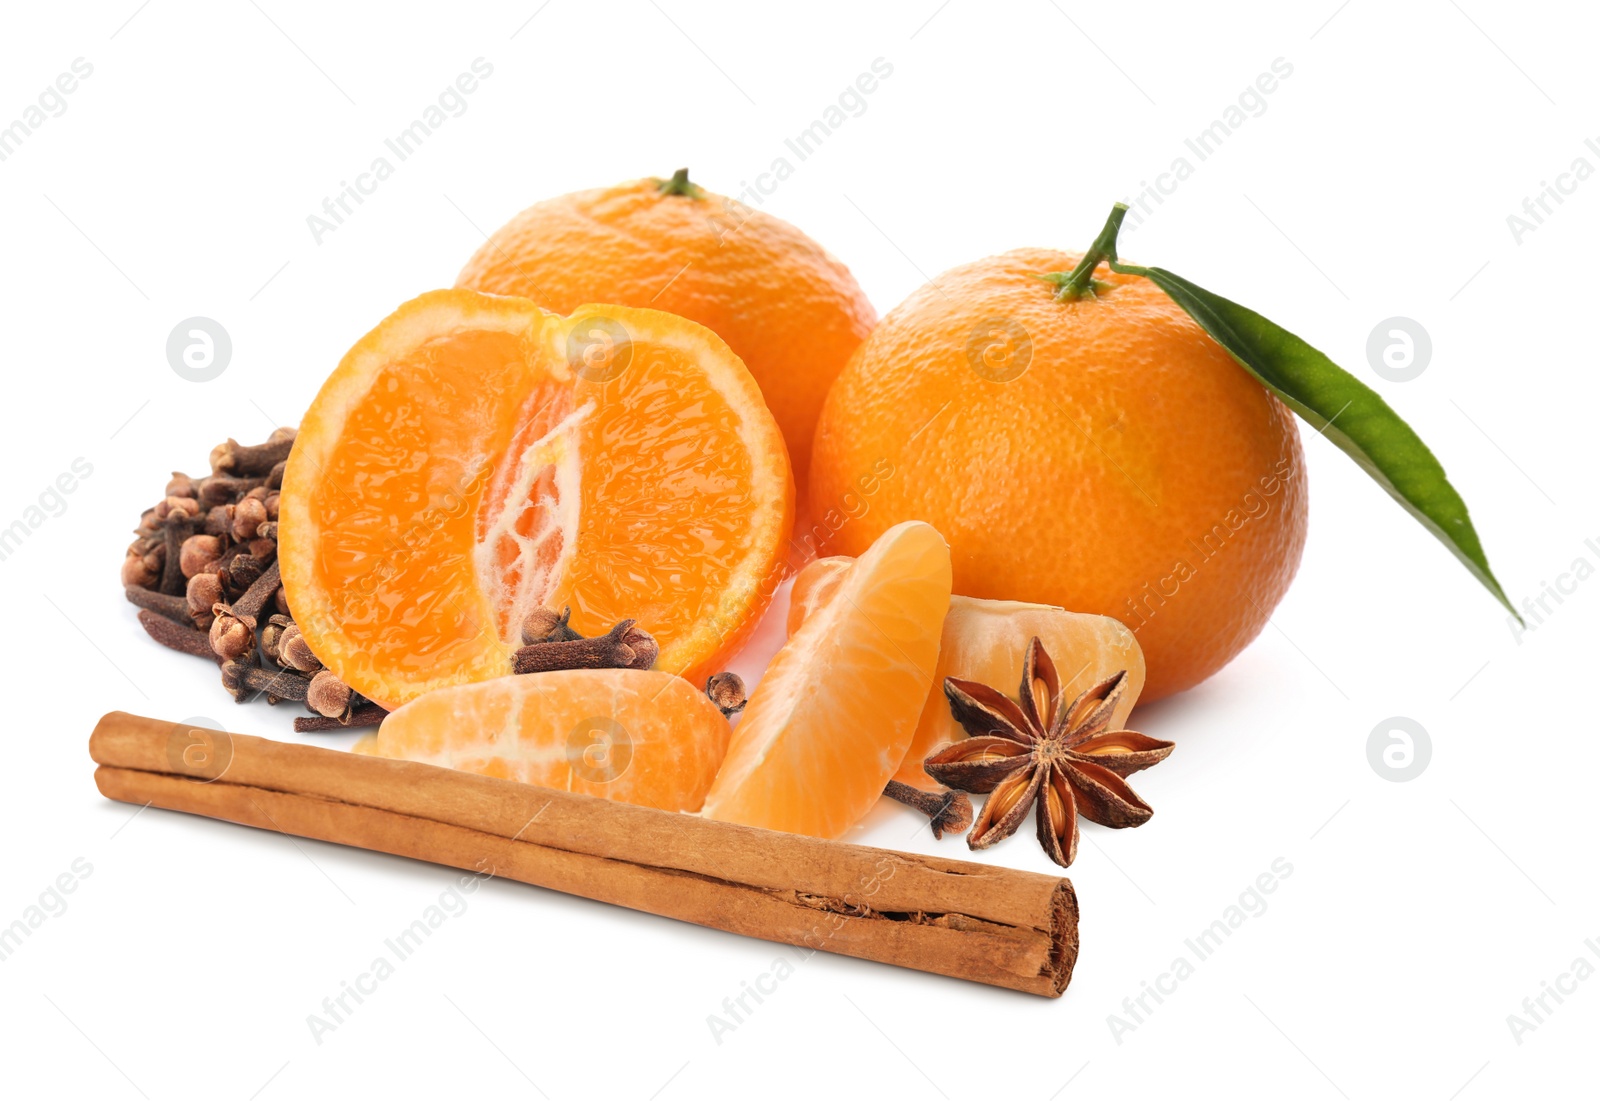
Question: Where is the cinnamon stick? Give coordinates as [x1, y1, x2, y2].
[89, 712, 1078, 996]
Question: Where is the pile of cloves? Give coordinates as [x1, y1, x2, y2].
[121, 428, 385, 733]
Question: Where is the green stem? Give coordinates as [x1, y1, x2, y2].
[656, 168, 705, 199]
[1038, 202, 1132, 301]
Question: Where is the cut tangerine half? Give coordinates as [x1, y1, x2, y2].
[279, 290, 793, 709]
[700, 521, 951, 839]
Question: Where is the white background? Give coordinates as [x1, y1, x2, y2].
[1, 1, 1595, 1097]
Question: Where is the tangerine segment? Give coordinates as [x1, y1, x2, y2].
[357, 669, 731, 812]
[787, 560, 1146, 791]
[280, 291, 793, 709]
[548, 306, 794, 685]
[898, 597, 1143, 790]
[701, 521, 952, 839]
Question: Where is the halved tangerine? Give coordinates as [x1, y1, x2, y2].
[279, 290, 793, 709]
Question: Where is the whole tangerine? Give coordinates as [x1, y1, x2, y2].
[808, 248, 1308, 700]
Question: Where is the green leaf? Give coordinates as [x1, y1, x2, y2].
[1109, 256, 1519, 622]
[1042, 203, 1517, 621]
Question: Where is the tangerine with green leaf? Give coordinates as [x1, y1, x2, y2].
[809, 228, 1308, 700]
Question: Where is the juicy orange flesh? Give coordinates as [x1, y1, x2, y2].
[555, 342, 758, 673]
[306, 328, 533, 691]
[700, 521, 952, 838]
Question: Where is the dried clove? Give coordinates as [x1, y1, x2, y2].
[158, 511, 195, 596]
[124, 585, 190, 624]
[179, 533, 224, 578]
[294, 704, 387, 733]
[512, 619, 656, 674]
[259, 614, 294, 664]
[121, 542, 164, 589]
[197, 474, 265, 510]
[705, 672, 747, 716]
[155, 495, 201, 522]
[186, 573, 223, 629]
[203, 503, 235, 539]
[882, 780, 975, 841]
[305, 670, 352, 719]
[277, 622, 322, 673]
[221, 660, 310, 704]
[521, 606, 583, 645]
[221, 552, 266, 596]
[210, 429, 296, 478]
[232, 496, 268, 542]
[230, 559, 281, 628]
[621, 624, 659, 670]
[209, 604, 254, 662]
[137, 609, 221, 663]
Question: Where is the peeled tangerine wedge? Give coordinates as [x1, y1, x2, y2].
[356, 670, 730, 812]
[789, 556, 1146, 791]
[701, 521, 952, 839]
[279, 290, 793, 709]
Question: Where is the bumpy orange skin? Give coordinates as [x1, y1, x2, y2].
[809, 250, 1308, 700]
[456, 176, 877, 485]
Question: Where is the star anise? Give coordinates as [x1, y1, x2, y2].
[922, 637, 1174, 868]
